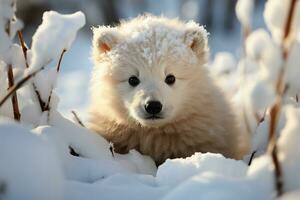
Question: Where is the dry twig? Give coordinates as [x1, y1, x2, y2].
[17, 31, 29, 68]
[45, 49, 66, 112]
[7, 65, 21, 120]
[0, 67, 44, 107]
[17, 30, 47, 112]
[71, 110, 85, 127]
[267, 0, 298, 196]
[56, 49, 66, 72]
[109, 142, 115, 158]
[248, 151, 256, 166]
[4, 15, 21, 121]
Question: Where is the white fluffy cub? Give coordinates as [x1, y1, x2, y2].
[89, 15, 248, 165]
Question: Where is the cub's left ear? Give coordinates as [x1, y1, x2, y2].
[184, 24, 209, 60]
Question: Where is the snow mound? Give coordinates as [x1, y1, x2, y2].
[0, 118, 64, 200]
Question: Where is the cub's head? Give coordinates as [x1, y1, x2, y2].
[90, 16, 209, 127]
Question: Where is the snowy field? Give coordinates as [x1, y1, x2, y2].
[1, 0, 300, 199]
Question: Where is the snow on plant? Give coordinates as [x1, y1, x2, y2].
[0, 3, 86, 126]
[264, 0, 300, 44]
[211, 0, 300, 197]
[30, 11, 85, 71]
[278, 106, 300, 192]
[235, 0, 254, 31]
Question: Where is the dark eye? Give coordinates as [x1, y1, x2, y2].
[165, 74, 176, 85]
[128, 76, 140, 87]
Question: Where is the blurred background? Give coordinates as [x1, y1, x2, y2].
[16, 0, 265, 120]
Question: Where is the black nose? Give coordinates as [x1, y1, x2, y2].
[145, 101, 162, 115]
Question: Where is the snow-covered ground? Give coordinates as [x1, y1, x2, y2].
[1, 0, 300, 199]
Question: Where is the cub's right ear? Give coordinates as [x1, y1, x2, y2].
[92, 26, 121, 54]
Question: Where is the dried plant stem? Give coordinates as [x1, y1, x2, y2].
[33, 84, 46, 111]
[109, 142, 115, 158]
[248, 151, 256, 166]
[45, 49, 66, 123]
[267, 0, 297, 197]
[71, 110, 85, 127]
[0, 68, 44, 107]
[242, 25, 251, 56]
[17, 31, 29, 68]
[45, 49, 66, 112]
[7, 65, 21, 121]
[268, 97, 283, 196]
[56, 49, 66, 72]
[4, 15, 21, 121]
[17, 30, 47, 112]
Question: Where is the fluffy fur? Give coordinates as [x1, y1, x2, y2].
[89, 15, 249, 165]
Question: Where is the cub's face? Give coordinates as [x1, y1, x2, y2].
[91, 18, 208, 127]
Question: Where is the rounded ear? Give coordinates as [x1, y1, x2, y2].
[92, 26, 121, 54]
[184, 23, 209, 60]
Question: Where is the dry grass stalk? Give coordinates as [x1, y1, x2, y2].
[4, 15, 21, 121]
[45, 49, 66, 113]
[17, 31, 29, 68]
[17, 30, 47, 112]
[248, 151, 256, 166]
[0, 67, 44, 107]
[56, 49, 66, 72]
[71, 110, 85, 127]
[267, 0, 298, 196]
[109, 142, 115, 158]
[242, 25, 251, 56]
[7, 65, 21, 121]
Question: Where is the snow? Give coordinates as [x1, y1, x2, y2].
[245, 29, 282, 83]
[235, 0, 254, 28]
[0, 110, 298, 200]
[157, 153, 248, 186]
[33, 68, 58, 103]
[280, 192, 300, 200]
[1, 0, 300, 199]
[250, 111, 286, 158]
[0, 0, 23, 65]
[285, 41, 300, 93]
[0, 118, 64, 200]
[278, 106, 300, 192]
[264, 0, 300, 44]
[248, 79, 275, 112]
[210, 52, 237, 76]
[245, 29, 271, 60]
[30, 11, 85, 71]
